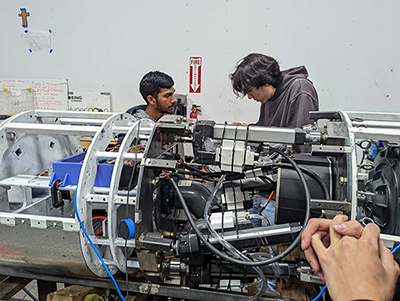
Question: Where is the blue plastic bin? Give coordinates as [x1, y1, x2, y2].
[49, 152, 114, 188]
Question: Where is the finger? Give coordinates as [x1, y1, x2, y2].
[301, 218, 332, 250]
[317, 271, 325, 282]
[332, 220, 363, 238]
[303, 230, 328, 273]
[311, 232, 329, 257]
[304, 248, 322, 273]
[379, 240, 399, 275]
[359, 223, 381, 253]
[362, 223, 381, 240]
[308, 232, 330, 273]
[322, 232, 331, 247]
[329, 214, 347, 244]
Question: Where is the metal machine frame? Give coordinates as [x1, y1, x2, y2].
[1, 110, 400, 300]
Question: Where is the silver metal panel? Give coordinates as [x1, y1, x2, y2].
[350, 126, 400, 144]
[351, 120, 400, 129]
[338, 112, 358, 220]
[0, 110, 142, 278]
[345, 111, 400, 122]
[213, 124, 300, 144]
[0, 222, 93, 276]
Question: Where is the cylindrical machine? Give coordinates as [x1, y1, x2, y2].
[0, 110, 152, 277]
[276, 154, 333, 224]
[2, 110, 400, 301]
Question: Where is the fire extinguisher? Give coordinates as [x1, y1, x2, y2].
[190, 109, 197, 119]
[190, 105, 201, 119]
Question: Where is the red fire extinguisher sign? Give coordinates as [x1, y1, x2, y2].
[189, 57, 202, 93]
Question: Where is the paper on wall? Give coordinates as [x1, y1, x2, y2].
[0, 78, 68, 111]
[68, 92, 111, 112]
[25, 31, 51, 52]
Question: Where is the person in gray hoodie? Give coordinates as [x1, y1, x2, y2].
[230, 53, 319, 128]
[127, 70, 177, 122]
[230, 54, 319, 292]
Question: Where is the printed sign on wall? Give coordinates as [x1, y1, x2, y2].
[189, 57, 202, 93]
[68, 92, 111, 112]
[0, 78, 68, 111]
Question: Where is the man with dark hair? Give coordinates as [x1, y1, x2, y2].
[127, 71, 177, 122]
[230, 53, 319, 128]
[231, 54, 319, 292]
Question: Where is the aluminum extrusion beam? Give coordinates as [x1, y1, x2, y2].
[345, 111, 400, 122]
[59, 118, 107, 125]
[4, 123, 100, 136]
[212, 124, 305, 144]
[34, 110, 114, 119]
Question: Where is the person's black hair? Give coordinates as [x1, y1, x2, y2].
[139, 71, 174, 103]
[229, 53, 283, 97]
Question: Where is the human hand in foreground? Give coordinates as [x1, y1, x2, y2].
[301, 215, 363, 280]
[312, 221, 399, 301]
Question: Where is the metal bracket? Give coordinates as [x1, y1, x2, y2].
[141, 158, 177, 169]
[139, 282, 160, 295]
[311, 145, 351, 156]
[298, 263, 325, 285]
[30, 218, 47, 229]
[311, 198, 351, 211]
[62, 220, 80, 232]
[0, 216, 16, 226]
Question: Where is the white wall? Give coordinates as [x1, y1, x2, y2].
[1, 1, 399, 124]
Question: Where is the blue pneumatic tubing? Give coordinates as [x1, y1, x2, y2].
[74, 188, 127, 301]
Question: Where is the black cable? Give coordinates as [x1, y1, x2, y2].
[178, 161, 208, 174]
[165, 146, 311, 267]
[176, 164, 238, 180]
[357, 139, 373, 166]
[228, 262, 233, 291]
[359, 150, 367, 166]
[219, 121, 228, 164]
[259, 175, 275, 186]
[357, 139, 372, 150]
[230, 179, 240, 238]
[221, 182, 228, 239]
[221, 200, 225, 237]
[124, 239, 128, 298]
[217, 258, 223, 289]
[176, 169, 214, 181]
[243, 124, 251, 173]
[177, 161, 231, 178]
[152, 181, 162, 231]
[230, 125, 238, 173]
